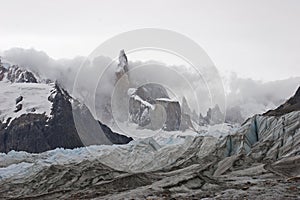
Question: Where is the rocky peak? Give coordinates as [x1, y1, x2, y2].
[135, 83, 169, 102]
[115, 49, 129, 82]
[118, 49, 128, 70]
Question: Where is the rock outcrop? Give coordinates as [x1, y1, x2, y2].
[129, 83, 181, 131]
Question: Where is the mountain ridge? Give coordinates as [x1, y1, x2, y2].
[0, 62, 132, 153]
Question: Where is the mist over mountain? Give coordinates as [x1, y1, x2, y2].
[2, 47, 300, 120]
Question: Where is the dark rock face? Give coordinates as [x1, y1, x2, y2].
[156, 99, 181, 131]
[129, 83, 181, 131]
[43, 85, 84, 151]
[0, 114, 52, 153]
[135, 83, 169, 102]
[264, 86, 300, 116]
[100, 121, 133, 144]
[0, 84, 132, 153]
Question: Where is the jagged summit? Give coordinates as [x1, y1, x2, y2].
[115, 49, 129, 81]
[118, 49, 128, 70]
[264, 86, 300, 116]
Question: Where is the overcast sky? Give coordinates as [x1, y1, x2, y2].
[0, 0, 299, 81]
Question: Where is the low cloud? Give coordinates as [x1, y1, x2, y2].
[225, 73, 300, 117]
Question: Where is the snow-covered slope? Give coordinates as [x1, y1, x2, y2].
[0, 60, 54, 124]
[0, 61, 56, 126]
[0, 81, 55, 124]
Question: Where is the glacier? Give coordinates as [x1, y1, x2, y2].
[0, 108, 299, 199]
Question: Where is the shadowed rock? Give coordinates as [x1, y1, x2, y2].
[129, 83, 181, 131]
